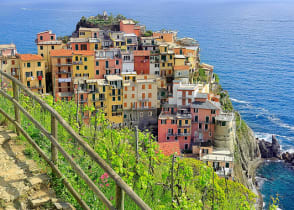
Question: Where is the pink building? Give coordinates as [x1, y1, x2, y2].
[158, 105, 192, 152]
[36, 30, 57, 43]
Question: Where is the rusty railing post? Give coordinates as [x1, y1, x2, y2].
[12, 81, 20, 135]
[51, 115, 58, 163]
[116, 184, 125, 210]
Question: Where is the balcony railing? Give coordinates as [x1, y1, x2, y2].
[56, 63, 72, 66]
[176, 132, 191, 136]
[178, 124, 190, 128]
[73, 61, 83, 65]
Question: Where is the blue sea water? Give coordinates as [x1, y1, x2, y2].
[0, 0, 294, 208]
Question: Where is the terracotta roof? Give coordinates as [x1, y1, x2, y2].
[133, 50, 150, 56]
[73, 50, 95, 56]
[18, 54, 43, 61]
[50, 49, 73, 57]
[50, 49, 95, 57]
[158, 141, 181, 156]
[174, 65, 190, 70]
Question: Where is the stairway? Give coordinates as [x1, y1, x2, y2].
[0, 126, 75, 210]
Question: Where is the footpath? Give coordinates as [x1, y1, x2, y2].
[0, 126, 74, 210]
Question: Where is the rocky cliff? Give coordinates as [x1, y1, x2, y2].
[234, 112, 261, 189]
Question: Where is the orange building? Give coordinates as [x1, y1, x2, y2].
[133, 50, 150, 75]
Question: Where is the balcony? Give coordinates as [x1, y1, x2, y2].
[176, 132, 191, 136]
[178, 124, 191, 128]
[57, 70, 71, 74]
[167, 133, 175, 137]
[29, 86, 44, 89]
[56, 62, 72, 66]
[215, 168, 233, 177]
[73, 61, 83, 65]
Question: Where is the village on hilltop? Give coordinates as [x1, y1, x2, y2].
[0, 12, 235, 179]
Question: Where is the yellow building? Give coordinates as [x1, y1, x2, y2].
[17, 54, 46, 93]
[36, 31, 63, 73]
[84, 75, 123, 125]
[159, 44, 174, 78]
[78, 27, 100, 39]
[72, 51, 95, 79]
[0, 44, 19, 78]
[110, 31, 126, 50]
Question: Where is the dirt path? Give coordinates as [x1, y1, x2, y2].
[0, 126, 74, 210]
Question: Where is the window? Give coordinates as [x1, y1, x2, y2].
[161, 120, 166, 124]
[27, 62, 31, 68]
[225, 162, 230, 168]
[142, 84, 145, 89]
[96, 70, 99, 75]
[95, 44, 98, 50]
[40, 36, 43, 40]
[96, 61, 99, 66]
[184, 129, 187, 133]
[194, 108, 198, 113]
[75, 56, 78, 61]
[76, 66, 79, 70]
[199, 123, 202, 129]
[116, 60, 119, 65]
[140, 112, 143, 117]
[142, 93, 145, 99]
[212, 117, 215, 124]
[75, 44, 79, 51]
[127, 39, 132, 44]
[148, 93, 152, 98]
[103, 86, 105, 92]
[148, 111, 152, 116]
[194, 116, 198, 122]
[75, 73, 81, 77]
[106, 61, 109, 68]
[25, 72, 33, 78]
[185, 144, 188, 150]
[51, 36, 54, 40]
[37, 62, 41, 67]
[178, 129, 181, 134]
[83, 73, 89, 77]
[40, 46, 43, 50]
[84, 65, 88, 70]
[205, 124, 208, 131]
[222, 121, 226, 126]
[162, 63, 165, 67]
[164, 47, 167, 52]
[132, 86, 135, 91]
[83, 57, 87, 62]
[211, 110, 216, 114]
[118, 96, 121, 101]
[132, 94, 135, 98]
[209, 132, 212, 137]
[175, 136, 178, 141]
[112, 97, 115, 101]
[185, 120, 188, 124]
[206, 116, 209, 123]
[148, 84, 152, 89]
[171, 120, 176, 124]
[180, 49, 183, 55]
[51, 46, 54, 50]
[37, 71, 43, 77]
[27, 81, 30, 87]
[184, 136, 188, 140]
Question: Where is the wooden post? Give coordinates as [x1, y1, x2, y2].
[212, 167, 214, 210]
[135, 126, 139, 161]
[171, 154, 175, 202]
[116, 184, 125, 210]
[51, 115, 58, 163]
[12, 81, 20, 135]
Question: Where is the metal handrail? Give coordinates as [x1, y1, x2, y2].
[0, 70, 151, 210]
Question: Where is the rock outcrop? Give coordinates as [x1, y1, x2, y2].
[257, 135, 281, 158]
[233, 114, 261, 189]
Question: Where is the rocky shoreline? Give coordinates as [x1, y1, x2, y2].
[257, 135, 294, 166]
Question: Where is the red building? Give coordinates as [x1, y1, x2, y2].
[134, 50, 150, 75]
[36, 30, 57, 43]
[120, 20, 135, 34]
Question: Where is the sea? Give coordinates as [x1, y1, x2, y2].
[0, 0, 294, 208]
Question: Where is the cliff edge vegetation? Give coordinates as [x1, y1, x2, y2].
[0, 93, 257, 209]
